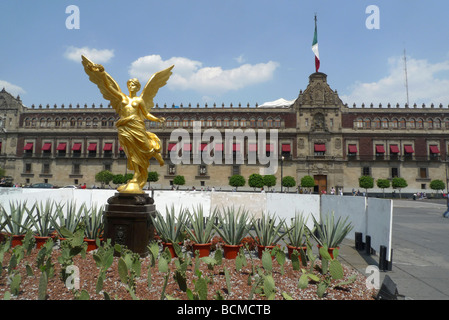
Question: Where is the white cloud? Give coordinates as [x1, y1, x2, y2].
[340, 55, 449, 106]
[64, 46, 114, 63]
[128, 55, 279, 96]
[0, 80, 26, 96]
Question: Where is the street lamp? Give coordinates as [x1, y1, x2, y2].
[280, 156, 284, 193]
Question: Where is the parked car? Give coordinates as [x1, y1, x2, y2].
[30, 183, 53, 188]
[61, 185, 77, 188]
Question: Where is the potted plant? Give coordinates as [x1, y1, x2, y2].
[151, 205, 187, 257]
[308, 212, 353, 259]
[82, 204, 104, 252]
[51, 201, 85, 241]
[184, 205, 217, 257]
[28, 200, 56, 249]
[283, 212, 309, 259]
[250, 211, 286, 258]
[213, 206, 250, 259]
[1, 201, 33, 247]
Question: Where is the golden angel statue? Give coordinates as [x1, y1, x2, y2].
[81, 55, 174, 194]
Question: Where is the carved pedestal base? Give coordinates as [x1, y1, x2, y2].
[103, 192, 156, 257]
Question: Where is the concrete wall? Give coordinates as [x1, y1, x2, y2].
[0, 188, 392, 260]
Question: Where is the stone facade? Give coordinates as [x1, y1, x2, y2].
[1, 72, 449, 194]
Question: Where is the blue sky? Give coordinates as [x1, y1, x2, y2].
[2, 0, 449, 108]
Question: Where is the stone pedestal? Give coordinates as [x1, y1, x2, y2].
[103, 192, 156, 257]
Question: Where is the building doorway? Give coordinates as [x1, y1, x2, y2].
[314, 175, 327, 194]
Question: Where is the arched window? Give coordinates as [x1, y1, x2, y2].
[364, 118, 371, 129]
[215, 118, 222, 127]
[257, 118, 264, 128]
[435, 118, 441, 129]
[391, 118, 398, 128]
[274, 117, 281, 128]
[40, 118, 46, 127]
[409, 118, 416, 128]
[250, 118, 256, 127]
[417, 118, 424, 128]
[399, 118, 406, 129]
[77, 117, 83, 127]
[381, 118, 389, 129]
[24, 117, 31, 127]
[55, 118, 61, 127]
[427, 118, 433, 129]
[70, 117, 76, 127]
[373, 118, 381, 129]
[354, 118, 363, 128]
[240, 118, 246, 127]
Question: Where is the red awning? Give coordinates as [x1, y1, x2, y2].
[266, 144, 273, 152]
[404, 145, 414, 153]
[42, 143, 52, 151]
[233, 143, 240, 151]
[103, 143, 113, 151]
[282, 144, 291, 152]
[56, 143, 66, 151]
[87, 143, 97, 151]
[24, 143, 33, 151]
[390, 145, 399, 154]
[429, 145, 440, 154]
[168, 143, 177, 151]
[72, 143, 82, 151]
[119, 146, 123, 151]
[375, 145, 385, 153]
[200, 143, 208, 151]
[314, 144, 326, 152]
[348, 144, 357, 153]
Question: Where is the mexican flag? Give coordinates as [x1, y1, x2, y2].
[312, 16, 320, 72]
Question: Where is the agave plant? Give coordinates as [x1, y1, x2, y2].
[184, 205, 217, 244]
[83, 204, 104, 240]
[151, 205, 187, 244]
[1, 201, 33, 235]
[51, 201, 85, 237]
[213, 206, 250, 246]
[283, 212, 309, 247]
[308, 212, 353, 249]
[250, 211, 286, 246]
[28, 200, 55, 237]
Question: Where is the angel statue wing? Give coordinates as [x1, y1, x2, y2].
[140, 65, 174, 114]
[81, 55, 123, 112]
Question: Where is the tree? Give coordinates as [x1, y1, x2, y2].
[173, 175, 185, 187]
[248, 173, 264, 190]
[95, 170, 114, 188]
[359, 175, 374, 196]
[282, 176, 296, 192]
[229, 174, 245, 191]
[112, 174, 125, 185]
[300, 175, 315, 193]
[376, 179, 391, 198]
[263, 175, 276, 190]
[430, 179, 445, 195]
[392, 177, 408, 199]
[147, 171, 159, 189]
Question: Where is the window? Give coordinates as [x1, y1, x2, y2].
[199, 165, 207, 176]
[314, 143, 326, 156]
[101, 118, 108, 127]
[417, 118, 424, 128]
[25, 163, 32, 173]
[72, 164, 81, 175]
[364, 118, 371, 129]
[399, 118, 406, 129]
[274, 118, 281, 128]
[267, 118, 273, 127]
[215, 118, 222, 127]
[373, 118, 381, 129]
[233, 118, 239, 127]
[391, 118, 398, 128]
[173, 117, 180, 127]
[354, 118, 363, 128]
[250, 118, 256, 127]
[70, 118, 76, 127]
[362, 167, 371, 176]
[240, 118, 246, 127]
[435, 119, 441, 128]
[427, 119, 433, 129]
[348, 144, 357, 157]
[409, 118, 416, 128]
[382, 118, 389, 129]
[42, 163, 50, 174]
[232, 165, 240, 176]
[391, 167, 399, 178]
[257, 118, 264, 128]
[419, 168, 428, 179]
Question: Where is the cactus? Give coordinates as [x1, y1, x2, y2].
[93, 239, 114, 294]
[57, 223, 87, 282]
[262, 274, 276, 300]
[147, 241, 159, 267]
[116, 247, 141, 299]
[224, 266, 231, 294]
[9, 273, 21, 296]
[261, 249, 272, 273]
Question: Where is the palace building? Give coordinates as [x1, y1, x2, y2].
[1, 71, 449, 194]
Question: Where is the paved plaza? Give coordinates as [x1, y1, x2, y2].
[339, 198, 449, 300]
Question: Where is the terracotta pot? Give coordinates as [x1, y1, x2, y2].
[84, 238, 99, 252]
[317, 245, 340, 259]
[223, 244, 242, 259]
[162, 242, 181, 258]
[35, 236, 53, 249]
[192, 243, 212, 258]
[11, 235, 25, 248]
[257, 245, 277, 259]
[287, 245, 308, 260]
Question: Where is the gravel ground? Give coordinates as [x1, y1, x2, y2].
[0, 241, 377, 301]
